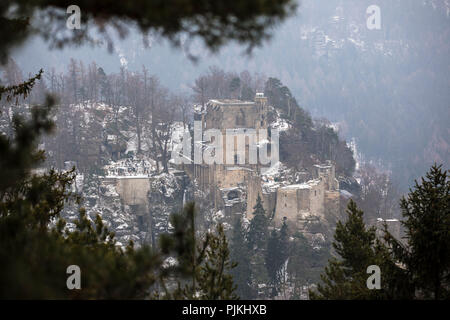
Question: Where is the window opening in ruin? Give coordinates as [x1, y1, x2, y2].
[227, 190, 239, 200]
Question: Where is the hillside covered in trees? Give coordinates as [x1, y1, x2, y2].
[16, 0, 448, 192]
[0, 59, 362, 298]
[0, 0, 448, 302]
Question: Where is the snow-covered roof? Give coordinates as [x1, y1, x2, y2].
[340, 189, 353, 198]
[281, 183, 312, 190]
[105, 175, 149, 179]
[281, 179, 321, 190]
[226, 166, 254, 172]
[208, 99, 254, 106]
[314, 164, 332, 169]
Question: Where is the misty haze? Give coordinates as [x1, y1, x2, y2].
[0, 0, 448, 302]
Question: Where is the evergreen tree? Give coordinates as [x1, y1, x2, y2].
[264, 77, 313, 131]
[0, 74, 237, 299]
[230, 217, 253, 299]
[288, 232, 330, 299]
[0, 68, 42, 103]
[310, 200, 390, 299]
[0, 82, 160, 298]
[159, 203, 237, 300]
[266, 229, 282, 297]
[248, 194, 269, 251]
[247, 194, 270, 294]
[265, 219, 290, 297]
[279, 218, 290, 265]
[265, 77, 355, 176]
[384, 164, 450, 300]
[277, 218, 290, 295]
[197, 224, 238, 300]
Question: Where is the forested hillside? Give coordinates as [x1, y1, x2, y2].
[15, 0, 449, 191]
[286, 0, 450, 191]
[1, 0, 448, 302]
[1, 60, 356, 180]
[0, 60, 361, 298]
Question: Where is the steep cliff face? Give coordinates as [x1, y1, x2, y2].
[147, 171, 194, 241]
[62, 174, 144, 247]
[61, 169, 196, 248]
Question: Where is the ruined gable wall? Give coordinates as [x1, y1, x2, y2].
[246, 174, 276, 219]
[272, 174, 335, 227]
[262, 191, 277, 220]
[309, 180, 325, 219]
[204, 102, 267, 131]
[216, 166, 251, 188]
[115, 178, 151, 206]
[324, 191, 340, 217]
[297, 188, 311, 215]
[275, 188, 301, 224]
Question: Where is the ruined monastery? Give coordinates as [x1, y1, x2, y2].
[186, 93, 340, 230]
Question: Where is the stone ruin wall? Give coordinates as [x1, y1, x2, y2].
[187, 96, 341, 233]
